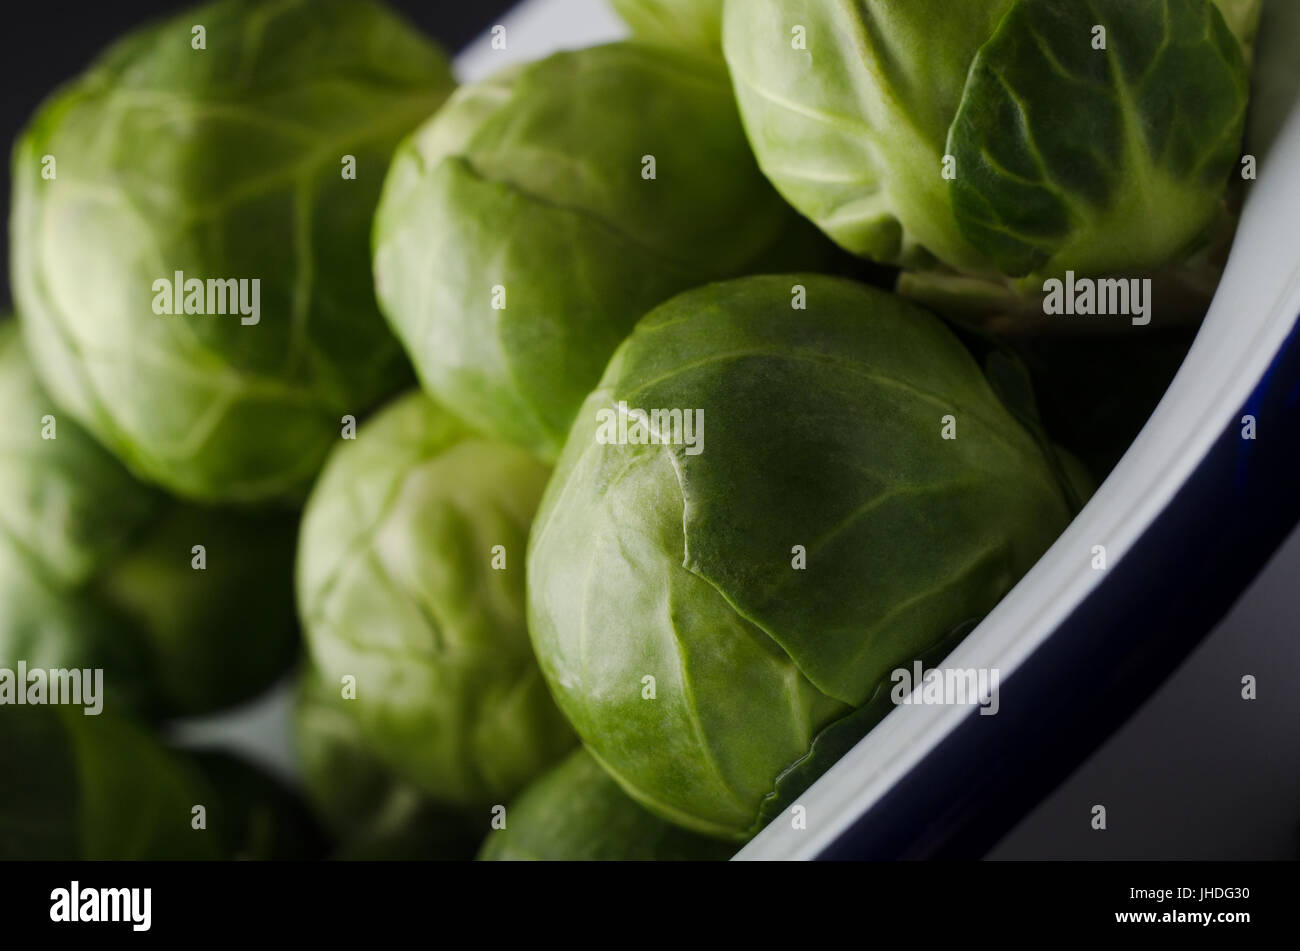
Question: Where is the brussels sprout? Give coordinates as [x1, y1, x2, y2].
[723, 0, 1257, 315]
[373, 42, 841, 462]
[2, 705, 220, 859]
[11, 0, 455, 502]
[478, 748, 735, 861]
[297, 391, 576, 814]
[293, 665, 483, 860]
[0, 320, 297, 717]
[527, 275, 1074, 839]
[611, 0, 724, 52]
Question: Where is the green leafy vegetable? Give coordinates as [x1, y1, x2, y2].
[373, 41, 841, 462]
[297, 391, 576, 814]
[527, 275, 1073, 839]
[10, 0, 455, 501]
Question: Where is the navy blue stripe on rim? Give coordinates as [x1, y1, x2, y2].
[819, 313, 1300, 860]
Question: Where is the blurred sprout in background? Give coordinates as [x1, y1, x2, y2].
[294, 666, 484, 860]
[10, 0, 455, 502]
[0, 704, 322, 860]
[297, 390, 576, 822]
[373, 41, 844, 462]
[0, 320, 298, 719]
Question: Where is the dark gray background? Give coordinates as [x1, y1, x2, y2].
[3, 0, 1296, 860]
[992, 522, 1300, 860]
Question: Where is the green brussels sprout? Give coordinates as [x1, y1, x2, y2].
[722, 0, 1257, 315]
[611, 0, 724, 52]
[0, 321, 297, 717]
[2, 705, 217, 859]
[373, 42, 841, 462]
[297, 391, 577, 814]
[527, 275, 1074, 839]
[293, 665, 483, 860]
[478, 748, 735, 861]
[11, 0, 455, 502]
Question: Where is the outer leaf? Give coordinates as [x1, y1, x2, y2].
[11, 0, 454, 501]
[619, 276, 1070, 702]
[948, 0, 1250, 281]
[529, 426, 848, 838]
[754, 618, 977, 828]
